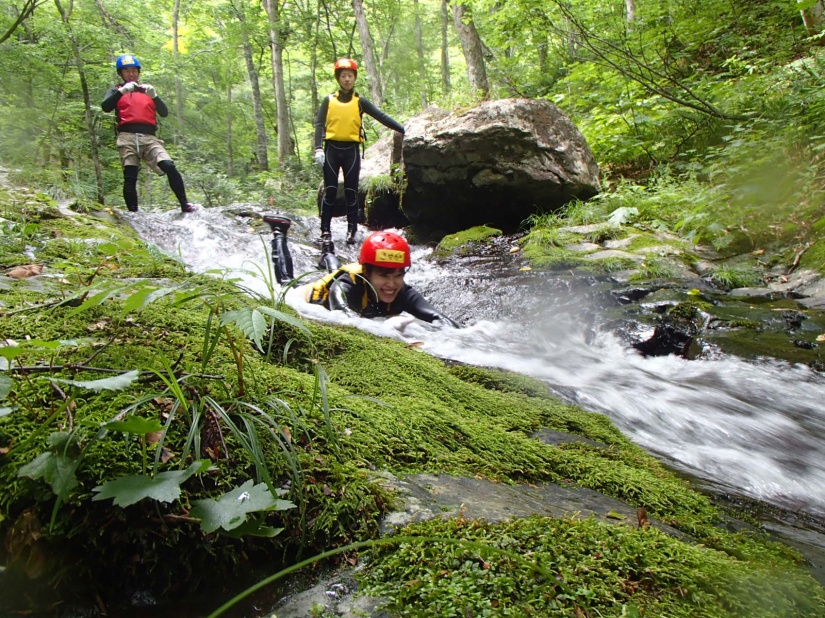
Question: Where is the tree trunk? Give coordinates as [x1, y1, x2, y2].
[1, 0, 44, 45]
[352, 0, 383, 105]
[799, 0, 825, 36]
[413, 0, 427, 108]
[242, 38, 269, 171]
[451, 2, 489, 99]
[54, 0, 104, 203]
[262, 0, 294, 163]
[172, 0, 185, 142]
[440, 0, 451, 96]
[625, 0, 636, 28]
[226, 85, 234, 177]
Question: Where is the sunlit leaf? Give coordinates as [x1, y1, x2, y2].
[221, 308, 268, 351]
[64, 283, 132, 317]
[0, 375, 12, 400]
[102, 417, 163, 434]
[257, 306, 313, 339]
[607, 207, 638, 225]
[190, 480, 295, 533]
[121, 285, 177, 314]
[49, 370, 140, 392]
[92, 460, 209, 506]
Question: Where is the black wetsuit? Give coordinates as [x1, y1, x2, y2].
[314, 91, 405, 235]
[305, 264, 457, 326]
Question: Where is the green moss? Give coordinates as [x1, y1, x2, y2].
[433, 226, 502, 258]
[361, 517, 825, 617]
[799, 239, 825, 274]
[1, 182, 823, 613]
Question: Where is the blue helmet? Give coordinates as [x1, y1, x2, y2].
[115, 54, 141, 73]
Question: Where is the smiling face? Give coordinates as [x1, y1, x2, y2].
[364, 266, 405, 304]
[336, 68, 357, 92]
[119, 66, 140, 83]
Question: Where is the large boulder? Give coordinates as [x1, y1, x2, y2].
[400, 99, 600, 234]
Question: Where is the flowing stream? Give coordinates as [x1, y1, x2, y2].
[124, 205, 825, 566]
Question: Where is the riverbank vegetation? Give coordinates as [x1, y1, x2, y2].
[2, 0, 825, 615]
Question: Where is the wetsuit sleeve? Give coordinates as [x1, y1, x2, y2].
[359, 98, 405, 135]
[101, 87, 121, 112]
[328, 276, 360, 317]
[396, 287, 459, 326]
[153, 95, 169, 118]
[314, 96, 330, 150]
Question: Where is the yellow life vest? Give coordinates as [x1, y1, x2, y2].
[325, 93, 362, 143]
[305, 263, 369, 308]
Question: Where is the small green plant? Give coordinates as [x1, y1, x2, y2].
[707, 265, 763, 289]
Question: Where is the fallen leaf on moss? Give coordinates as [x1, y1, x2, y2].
[7, 264, 43, 279]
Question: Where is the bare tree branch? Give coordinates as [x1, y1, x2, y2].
[0, 0, 47, 45]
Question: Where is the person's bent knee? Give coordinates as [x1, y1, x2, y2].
[157, 159, 177, 174]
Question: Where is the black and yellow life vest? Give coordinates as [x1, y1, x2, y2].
[324, 92, 363, 143]
[305, 263, 370, 310]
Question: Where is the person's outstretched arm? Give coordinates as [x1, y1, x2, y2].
[398, 287, 460, 327]
[359, 98, 405, 135]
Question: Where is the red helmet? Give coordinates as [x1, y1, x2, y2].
[334, 58, 358, 77]
[359, 232, 411, 269]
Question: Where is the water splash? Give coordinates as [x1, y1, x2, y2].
[124, 206, 825, 520]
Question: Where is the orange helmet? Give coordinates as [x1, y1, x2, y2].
[334, 58, 358, 77]
[359, 232, 411, 269]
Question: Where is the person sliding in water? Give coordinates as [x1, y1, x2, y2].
[262, 215, 458, 327]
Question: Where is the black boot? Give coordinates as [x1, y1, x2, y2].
[263, 215, 294, 284]
[317, 232, 339, 271]
[346, 223, 357, 245]
[263, 214, 292, 235]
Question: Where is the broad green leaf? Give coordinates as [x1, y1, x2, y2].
[120, 285, 175, 314]
[49, 370, 140, 392]
[18, 451, 79, 500]
[190, 480, 295, 533]
[92, 460, 209, 507]
[219, 516, 284, 538]
[65, 283, 131, 318]
[221, 308, 268, 351]
[0, 347, 27, 361]
[607, 207, 638, 225]
[257, 306, 313, 339]
[102, 417, 163, 434]
[0, 374, 11, 400]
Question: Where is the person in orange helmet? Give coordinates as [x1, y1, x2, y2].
[314, 58, 405, 249]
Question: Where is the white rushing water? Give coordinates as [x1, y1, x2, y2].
[125, 206, 825, 520]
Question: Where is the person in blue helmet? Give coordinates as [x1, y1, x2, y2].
[101, 54, 196, 213]
[314, 58, 405, 249]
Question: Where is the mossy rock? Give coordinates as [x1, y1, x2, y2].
[433, 225, 502, 258]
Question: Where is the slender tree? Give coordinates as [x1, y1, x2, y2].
[352, 0, 383, 105]
[799, 0, 825, 36]
[440, 0, 451, 96]
[53, 0, 104, 202]
[1, 0, 47, 45]
[262, 0, 294, 162]
[413, 0, 427, 107]
[172, 0, 185, 142]
[451, 2, 489, 99]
